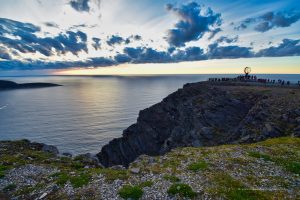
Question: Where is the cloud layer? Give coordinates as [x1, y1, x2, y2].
[235, 10, 300, 32]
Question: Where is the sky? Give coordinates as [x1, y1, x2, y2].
[0, 0, 299, 75]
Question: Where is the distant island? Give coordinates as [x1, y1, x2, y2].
[0, 80, 61, 90]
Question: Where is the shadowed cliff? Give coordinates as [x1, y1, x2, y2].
[97, 81, 300, 167]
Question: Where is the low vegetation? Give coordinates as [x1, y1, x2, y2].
[118, 185, 143, 200]
[0, 137, 299, 199]
[167, 183, 196, 198]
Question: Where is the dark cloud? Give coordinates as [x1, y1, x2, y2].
[69, 0, 102, 14]
[107, 35, 136, 46]
[235, 10, 300, 32]
[208, 28, 222, 40]
[133, 35, 142, 41]
[166, 2, 222, 47]
[215, 36, 238, 43]
[0, 57, 116, 70]
[256, 39, 300, 57]
[0, 47, 12, 60]
[92, 37, 101, 50]
[0, 18, 88, 57]
[107, 35, 126, 46]
[69, 0, 90, 12]
[44, 22, 59, 28]
[173, 46, 206, 61]
[207, 43, 253, 59]
[1, 38, 300, 70]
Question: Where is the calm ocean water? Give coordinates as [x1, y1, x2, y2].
[0, 74, 299, 154]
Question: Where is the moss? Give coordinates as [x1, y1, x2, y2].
[70, 173, 91, 188]
[118, 185, 143, 200]
[167, 183, 196, 198]
[283, 161, 300, 175]
[163, 174, 181, 182]
[187, 161, 208, 172]
[139, 181, 153, 188]
[51, 172, 70, 186]
[93, 168, 129, 182]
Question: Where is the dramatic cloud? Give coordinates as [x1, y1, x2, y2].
[256, 39, 300, 57]
[43, 22, 59, 28]
[69, 0, 102, 14]
[166, 2, 222, 47]
[106, 35, 134, 46]
[0, 47, 12, 60]
[69, 0, 90, 12]
[216, 36, 238, 43]
[0, 57, 116, 70]
[207, 43, 253, 59]
[92, 37, 101, 50]
[235, 10, 300, 32]
[208, 28, 222, 40]
[0, 18, 88, 57]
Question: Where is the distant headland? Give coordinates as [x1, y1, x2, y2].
[0, 80, 61, 90]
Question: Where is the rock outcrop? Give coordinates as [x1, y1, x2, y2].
[97, 81, 300, 167]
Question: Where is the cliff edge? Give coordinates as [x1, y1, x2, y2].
[97, 81, 300, 167]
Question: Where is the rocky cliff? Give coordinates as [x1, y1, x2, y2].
[97, 81, 300, 167]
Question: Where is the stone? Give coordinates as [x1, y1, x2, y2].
[130, 168, 140, 174]
[62, 152, 72, 157]
[39, 193, 47, 199]
[42, 145, 59, 155]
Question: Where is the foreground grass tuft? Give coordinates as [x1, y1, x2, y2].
[163, 174, 181, 182]
[118, 185, 143, 200]
[167, 183, 196, 198]
[187, 161, 208, 171]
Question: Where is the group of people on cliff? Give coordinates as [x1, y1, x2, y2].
[208, 76, 297, 86]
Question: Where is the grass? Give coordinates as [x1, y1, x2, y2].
[118, 185, 143, 200]
[139, 181, 153, 188]
[51, 171, 91, 188]
[209, 172, 268, 200]
[167, 183, 196, 198]
[163, 174, 181, 182]
[70, 173, 91, 188]
[93, 168, 129, 182]
[0, 165, 10, 179]
[248, 151, 272, 161]
[187, 160, 208, 171]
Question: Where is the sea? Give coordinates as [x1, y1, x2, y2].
[0, 74, 299, 154]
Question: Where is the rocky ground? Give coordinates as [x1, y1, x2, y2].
[0, 137, 299, 199]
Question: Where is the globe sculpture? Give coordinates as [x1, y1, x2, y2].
[244, 67, 251, 78]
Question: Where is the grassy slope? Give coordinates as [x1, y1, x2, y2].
[0, 137, 299, 199]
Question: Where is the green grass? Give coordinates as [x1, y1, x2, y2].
[248, 152, 272, 161]
[139, 181, 153, 188]
[0, 165, 10, 179]
[163, 174, 181, 182]
[283, 161, 300, 175]
[209, 172, 268, 200]
[118, 185, 143, 200]
[70, 173, 91, 188]
[95, 168, 129, 182]
[187, 161, 208, 172]
[51, 171, 91, 188]
[167, 183, 196, 198]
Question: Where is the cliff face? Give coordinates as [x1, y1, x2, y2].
[97, 82, 300, 167]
